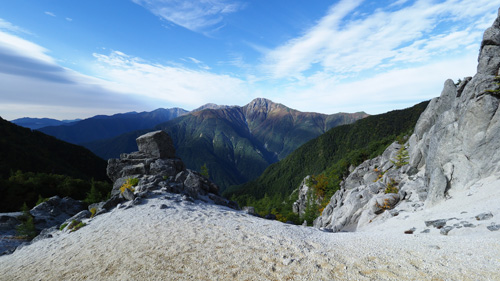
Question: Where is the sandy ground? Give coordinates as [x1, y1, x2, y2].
[0, 186, 499, 281]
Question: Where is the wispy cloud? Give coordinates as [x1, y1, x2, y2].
[0, 18, 31, 34]
[131, 0, 245, 34]
[44, 11, 56, 17]
[183, 56, 211, 70]
[262, 0, 499, 79]
[66, 17, 73, 22]
[92, 50, 250, 108]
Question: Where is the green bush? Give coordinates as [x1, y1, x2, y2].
[16, 203, 38, 239]
[66, 220, 87, 232]
[384, 178, 399, 194]
[391, 145, 409, 168]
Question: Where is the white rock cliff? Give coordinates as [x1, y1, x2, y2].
[315, 9, 500, 232]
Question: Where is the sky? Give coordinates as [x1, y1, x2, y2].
[0, 0, 499, 120]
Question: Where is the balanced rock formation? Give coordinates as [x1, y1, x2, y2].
[315, 9, 500, 232]
[106, 130, 237, 210]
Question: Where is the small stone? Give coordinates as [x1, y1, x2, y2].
[425, 219, 447, 229]
[420, 229, 430, 233]
[487, 224, 500, 231]
[121, 188, 135, 201]
[440, 226, 454, 235]
[462, 222, 476, 228]
[404, 227, 416, 234]
[159, 204, 168, 209]
[475, 212, 493, 221]
[132, 197, 142, 205]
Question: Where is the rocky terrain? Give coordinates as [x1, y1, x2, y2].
[313, 8, 500, 236]
[1, 8, 500, 281]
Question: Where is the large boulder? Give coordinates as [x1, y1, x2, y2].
[136, 130, 176, 159]
[175, 169, 219, 198]
[29, 196, 86, 231]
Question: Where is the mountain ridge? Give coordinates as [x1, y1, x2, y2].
[85, 98, 368, 189]
[37, 107, 189, 144]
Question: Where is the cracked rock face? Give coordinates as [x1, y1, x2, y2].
[313, 10, 500, 232]
[409, 9, 500, 207]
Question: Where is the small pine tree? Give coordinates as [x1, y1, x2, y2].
[200, 163, 209, 179]
[16, 203, 37, 239]
[391, 145, 409, 168]
[84, 179, 103, 204]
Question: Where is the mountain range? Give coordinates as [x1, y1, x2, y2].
[36, 108, 188, 144]
[10, 118, 81, 130]
[83, 98, 368, 189]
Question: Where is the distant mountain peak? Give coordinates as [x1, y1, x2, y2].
[192, 103, 233, 112]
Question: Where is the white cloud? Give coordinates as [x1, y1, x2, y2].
[262, 0, 499, 79]
[91, 50, 251, 109]
[132, 0, 245, 34]
[0, 24, 155, 120]
[66, 17, 73, 22]
[0, 30, 55, 64]
[44, 11, 56, 17]
[0, 18, 30, 34]
[277, 54, 478, 115]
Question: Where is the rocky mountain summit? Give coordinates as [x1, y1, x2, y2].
[313, 10, 500, 234]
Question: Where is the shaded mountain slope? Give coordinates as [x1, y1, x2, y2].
[38, 108, 188, 144]
[0, 117, 108, 180]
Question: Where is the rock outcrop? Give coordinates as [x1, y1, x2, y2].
[314, 10, 500, 232]
[30, 196, 86, 231]
[105, 130, 237, 210]
[292, 176, 323, 217]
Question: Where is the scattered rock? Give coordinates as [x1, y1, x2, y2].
[132, 197, 143, 206]
[404, 227, 416, 234]
[425, 219, 447, 229]
[121, 188, 135, 201]
[159, 204, 168, 209]
[475, 212, 493, 221]
[487, 224, 500, 231]
[421, 229, 430, 234]
[462, 222, 476, 228]
[440, 226, 454, 235]
[63, 210, 91, 226]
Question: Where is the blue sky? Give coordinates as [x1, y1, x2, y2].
[0, 0, 499, 120]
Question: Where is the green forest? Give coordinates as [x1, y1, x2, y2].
[0, 117, 111, 212]
[224, 101, 429, 224]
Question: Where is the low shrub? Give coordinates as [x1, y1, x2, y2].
[384, 178, 399, 194]
[120, 177, 138, 194]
